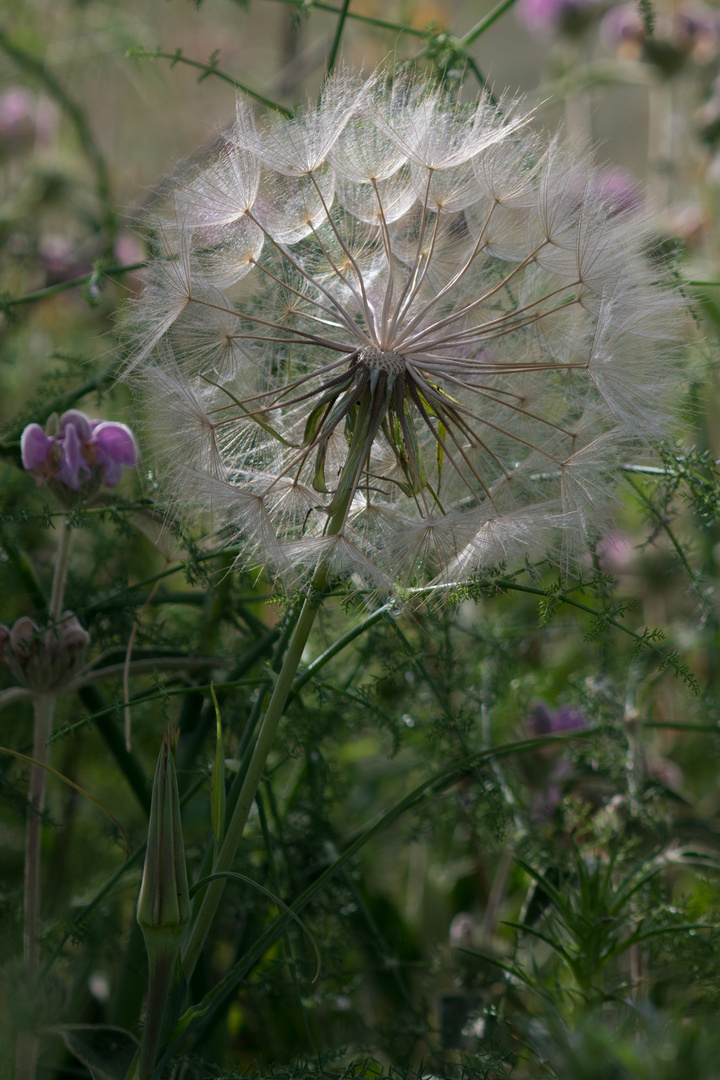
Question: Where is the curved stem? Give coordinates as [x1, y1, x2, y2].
[181, 380, 382, 979]
[181, 574, 327, 980]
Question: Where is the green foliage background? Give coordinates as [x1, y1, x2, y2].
[2, 0, 720, 1076]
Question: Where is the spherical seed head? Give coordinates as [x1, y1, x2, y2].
[125, 68, 689, 593]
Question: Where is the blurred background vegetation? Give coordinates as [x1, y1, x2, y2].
[3, 0, 720, 1076]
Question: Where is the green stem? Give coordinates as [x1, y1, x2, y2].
[3, 263, 146, 310]
[327, 0, 352, 73]
[137, 945, 181, 1080]
[130, 48, 292, 116]
[292, 601, 392, 693]
[181, 578, 326, 980]
[181, 385, 381, 980]
[49, 521, 73, 623]
[23, 694, 56, 977]
[460, 0, 520, 45]
[16, 693, 57, 1080]
[267, 0, 426, 37]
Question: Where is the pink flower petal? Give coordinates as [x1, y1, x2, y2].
[56, 424, 90, 490]
[92, 421, 139, 467]
[59, 409, 92, 443]
[21, 424, 55, 471]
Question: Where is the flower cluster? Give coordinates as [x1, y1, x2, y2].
[0, 613, 89, 692]
[602, 2, 720, 69]
[127, 70, 687, 591]
[21, 409, 138, 500]
[516, 0, 607, 39]
[523, 701, 588, 820]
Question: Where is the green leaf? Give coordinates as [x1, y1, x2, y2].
[313, 441, 330, 492]
[49, 1025, 139, 1080]
[500, 920, 574, 965]
[189, 870, 321, 981]
[436, 420, 446, 486]
[164, 731, 592, 1058]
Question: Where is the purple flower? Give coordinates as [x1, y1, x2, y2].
[523, 703, 587, 823]
[527, 701, 588, 737]
[600, 3, 645, 47]
[21, 409, 138, 497]
[91, 420, 140, 487]
[0, 88, 36, 151]
[602, 2, 720, 67]
[516, 0, 605, 37]
[55, 414, 92, 489]
[595, 168, 643, 215]
[20, 424, 56, 474]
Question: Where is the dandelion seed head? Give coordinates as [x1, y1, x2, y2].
[125, 68, 688, 592]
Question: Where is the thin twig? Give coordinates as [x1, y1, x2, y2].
[3, 263, 146, 310]
[327, 0, 352, 73]
[0, 28, 115, 241]
[129, 48, 293, 116]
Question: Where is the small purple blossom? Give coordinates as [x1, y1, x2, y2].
[527, 701, 589, 737]
[595, 168, 643, 215]
[522, 703, 588, 823]
[596, 531, 635, 575]
[600, 3, 645, 47]
[516, 0, 605, 37]
[21, 409, 138, 497]
[0, 88, 55, 155]
[601, 2, 720, 68]
[91, 420, 140, 487]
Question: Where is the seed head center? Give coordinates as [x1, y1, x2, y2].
[359, 347, 406, 376]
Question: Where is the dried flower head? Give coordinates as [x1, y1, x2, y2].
[126, 70, 687, 593]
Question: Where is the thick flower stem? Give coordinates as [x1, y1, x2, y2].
[23, 694, 56, 978]
[15, 693, 56, 1080]
[180, 388, 378, 982]
[136, 943, 183, 1080]
[178, 384, 386, 984]
[22, 518, 73, 978]
[181, 579, 325, 980]
[16, 522, 75, 1080]
[180, 375, 390, 982]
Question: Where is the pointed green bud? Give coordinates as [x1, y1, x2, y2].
[137, 727, 190, 938]
[210, 684, 225, 846]
[135, 729, 190, 1079]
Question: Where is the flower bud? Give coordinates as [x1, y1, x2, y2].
[0, 612, 90, 692]
[135, 730, 191, 1079]
[137, 729, 190, 939]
